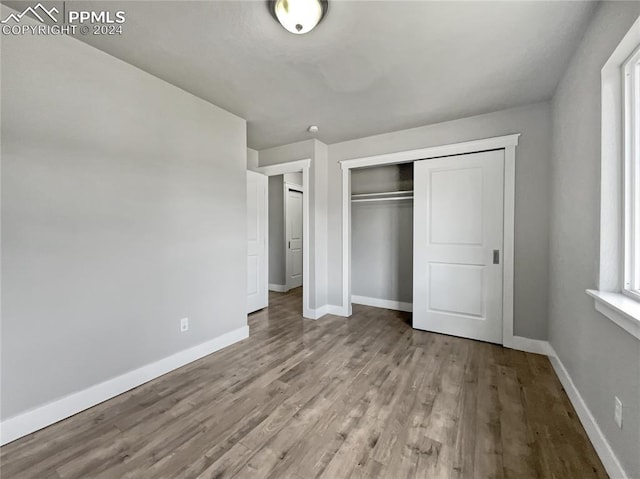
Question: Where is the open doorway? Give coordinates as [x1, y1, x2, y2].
[268, 174, 304, 294]
[256, 159, 311, 318]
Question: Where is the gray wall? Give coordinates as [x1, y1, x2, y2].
[284, 172, 303, 186]
[549, 2, 640, 476]
[247, 148, 259, 172]
[269, 176, 285, 286]
[1, 20, 247, 419]
[328, 102, 553, 339]
[351, 165, 413, 302]
[259, 140, 315, 168]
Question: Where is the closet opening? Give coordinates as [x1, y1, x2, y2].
[340, 134, 519, 346]
[350, 163, 414, 319]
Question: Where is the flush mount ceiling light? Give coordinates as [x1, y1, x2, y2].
[269, 0, 328, 35]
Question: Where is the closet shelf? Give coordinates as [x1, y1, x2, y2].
[351, 190, 413, 203]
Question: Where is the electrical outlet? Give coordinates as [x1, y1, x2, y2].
[180, 317, 189, 333]
[614, 396, 623, 429]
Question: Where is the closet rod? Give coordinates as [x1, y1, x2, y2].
[351, 196, 413, 203]
[351, 190, 413, 199]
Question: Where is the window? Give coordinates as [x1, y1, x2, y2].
[589, 17, 640, 341]
[623, 46, 640, 299]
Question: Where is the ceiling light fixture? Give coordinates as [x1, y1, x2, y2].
[269, 0, 328, 35]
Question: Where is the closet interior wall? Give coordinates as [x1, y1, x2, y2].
[351, 163, 414, 307]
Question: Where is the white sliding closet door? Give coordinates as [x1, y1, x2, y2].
[413, 150, 504, 344]
[247, 170, 268, 314]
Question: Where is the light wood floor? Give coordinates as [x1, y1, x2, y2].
[1, 288, 607, 479]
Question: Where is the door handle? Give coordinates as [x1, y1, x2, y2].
[493, 249, 500, 265]
[288, 241, 291, 249]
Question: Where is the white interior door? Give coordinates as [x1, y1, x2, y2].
[413, 150, 504, 344]
[247, 171, 268, 313]
[286, 187, 303, 290]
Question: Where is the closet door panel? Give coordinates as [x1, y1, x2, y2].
[413, 150, 504, 344]
[429, 167, 483, 245]
[428, 262, 484, 317]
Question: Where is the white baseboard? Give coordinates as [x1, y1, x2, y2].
[546, 345, 628, 479]
[0, 325, 249, 446]
[268, 284, 287, 293]
[2, 323, 625, 479]
[507, 336, 553, 355]
[507, 337, 627, 478]
[351, 295, 413, 312]
[326, 305, 348, 317]
[304, 305, 348, 320]
[305, 305, 327, 320]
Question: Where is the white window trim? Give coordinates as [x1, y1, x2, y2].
[623, 45, 640, 299]
[593, 16, 640, 341]
[587, 290, 640, 340]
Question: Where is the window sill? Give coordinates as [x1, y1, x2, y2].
[586, 290, 640, 340]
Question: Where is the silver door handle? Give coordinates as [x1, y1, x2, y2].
[493, 250, 500, 264]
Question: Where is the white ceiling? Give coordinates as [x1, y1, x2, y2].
[38, 1, 600, 149]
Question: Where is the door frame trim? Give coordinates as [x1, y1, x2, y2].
[257, 159, 312, 318]
[284, 183, 304, 292]
[339, 134, 520, 347]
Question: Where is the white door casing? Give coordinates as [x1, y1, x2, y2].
[256, 159, 313, 319]
[340, 134, 518, 344]
[285, 185, 303, 290]
[247, 170, 268, 314]
[413, 150, 504, 344]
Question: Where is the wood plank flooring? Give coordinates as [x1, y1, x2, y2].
[0, 288, 607, 478]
